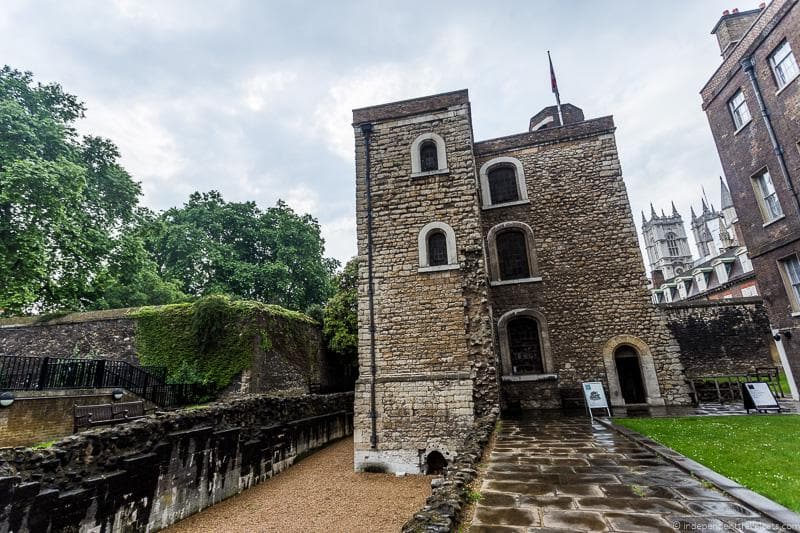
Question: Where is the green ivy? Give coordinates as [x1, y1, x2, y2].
[130, 295, 316, 392]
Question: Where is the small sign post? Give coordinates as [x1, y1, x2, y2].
[582, 381, 611, 420]
[741, 382, 781, 414]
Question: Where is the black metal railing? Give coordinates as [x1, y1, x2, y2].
[0, 356, 211, 408]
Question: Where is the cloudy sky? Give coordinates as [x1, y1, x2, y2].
[1, 0, 746, 265]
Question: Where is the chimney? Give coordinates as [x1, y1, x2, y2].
[711, 7, 763, 58]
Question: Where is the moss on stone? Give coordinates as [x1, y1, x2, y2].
[130, 295, 315, 392]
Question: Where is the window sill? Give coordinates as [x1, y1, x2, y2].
[776, 73, 799, 96]
[418, 264, 459, 273]
[490, 276, 542, 286]
[411, 168, 449, 179]
[763, 214, 786, 227]
[501, 373, 558, 383]
[481, 199, 530, 210]
[733, 119, 752, 135]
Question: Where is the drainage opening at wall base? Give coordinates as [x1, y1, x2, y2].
[425, 451, 448, 475]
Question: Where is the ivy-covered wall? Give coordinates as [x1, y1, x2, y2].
[0, 297, 331, 396]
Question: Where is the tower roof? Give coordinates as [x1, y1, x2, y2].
[720, 176, 733, 209]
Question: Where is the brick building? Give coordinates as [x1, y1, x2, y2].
[700, 0, 800, 396]
[351, 90, 692, 474]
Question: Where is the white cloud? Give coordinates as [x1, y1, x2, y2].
[321, 215, 357, 264]
[78, 100, 188, 204]
[284, 184, 320, 216]
[241, 70, 298, 112]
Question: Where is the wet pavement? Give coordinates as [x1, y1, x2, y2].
[468, 413, 779, 532]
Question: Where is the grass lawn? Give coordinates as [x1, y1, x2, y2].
[615, 415, 800, 512]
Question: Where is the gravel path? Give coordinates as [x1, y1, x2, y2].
[166, 437, 431, 533]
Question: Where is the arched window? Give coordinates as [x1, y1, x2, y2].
[420, 140, 438, 172]
[496, 230, 530, 280]
[479, 157, 528, 208]
[507, 317, 544, 375]
[497, 309, 553, 377]
[418, 222, 458, 272]
[666, 232, 679, 256]
[410, 133, 447, 176]
[488, 165, 519, 204]
[486, 221, 540, 284]
[427, 231, 447, 266]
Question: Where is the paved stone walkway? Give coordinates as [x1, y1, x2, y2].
[469, 413, 779, 532]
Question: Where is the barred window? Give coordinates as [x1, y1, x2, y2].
[488, 165, 519, 204]
[427, 231, 448, 267]
[507, 317, 544, 375]
[496, 230, 530, 280]
[420, 140, 438, 172]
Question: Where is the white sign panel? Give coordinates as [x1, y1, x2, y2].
[744, 382, 780, 410]
[582, 382, 610, 411]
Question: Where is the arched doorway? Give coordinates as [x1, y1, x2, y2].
[425, 451, 447, 475]
[614, 345, 646, 404]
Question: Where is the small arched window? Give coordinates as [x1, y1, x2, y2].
[488, 165, 519, 204]
[410, 133, 447, 176]
[420, 140, 438, 172]
[479, 157, 527, 208]
[507, 317, 544, 375]
[427, 231, 448, 266]
[666, 232, 679, 256]
[418, 222, 458, 272]
[496, 229, 530, 280]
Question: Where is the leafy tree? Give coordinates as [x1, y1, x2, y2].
[323, 257, 358, 373]
[0, 67, 146, 314]
[142, 191, 338, 311]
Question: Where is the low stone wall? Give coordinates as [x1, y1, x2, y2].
[660, 298, 776, 377]
[402, 408, 499, 533]
[0, 389, 149, 448]
[0, 393, 353, 533]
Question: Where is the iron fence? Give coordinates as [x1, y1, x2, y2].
[0, 355, 211, 407]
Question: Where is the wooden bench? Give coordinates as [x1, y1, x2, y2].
[74, 401, 146, 431]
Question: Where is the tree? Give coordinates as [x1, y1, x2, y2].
[0, 67, 149, 314]
[323, 257, 358, 374]
[142, 191, 338, 311]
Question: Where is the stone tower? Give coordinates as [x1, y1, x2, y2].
[353, 89, 689, 475]
[641, 203, 694, 279]
[690, 182, 739, 261]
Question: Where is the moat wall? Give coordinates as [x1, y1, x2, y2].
[0, 393, 353, 533]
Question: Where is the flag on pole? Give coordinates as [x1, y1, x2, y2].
[548, 51, 563, 125]
[548, 51, 559, 96]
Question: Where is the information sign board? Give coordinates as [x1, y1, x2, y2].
[582, 382, 611, 419]
[742, 382, 781, 413]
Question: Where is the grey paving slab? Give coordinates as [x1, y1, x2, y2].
[468, 413, 780, 533]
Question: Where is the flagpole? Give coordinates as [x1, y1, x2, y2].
[548, 51, 563, 126]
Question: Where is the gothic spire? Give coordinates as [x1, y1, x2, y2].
[701, 197, 709, 212]
[671, 201, 679, 216]
[720, 175, 733, 209]
[650, 203, 657, 218]
[642, 210, 647, 224]
[690, 204, 696, 219]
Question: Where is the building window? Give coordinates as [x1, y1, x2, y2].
[507, 317, 544, 375]
[427, 231, 447, 266]
[665, 232, 679, 256]
[770, 41, 799, 90]
[488, 165, 519, 204]
[779, 255, 800, 311]
[752, 169, 783, 223]
[728, 90, 751, 130]
[496, 230, 530, 280]
[410, 133, 447, 175]
[479, 157, 528, 208]
[419, 140, 438, 172]
[417, 222, 458, 271]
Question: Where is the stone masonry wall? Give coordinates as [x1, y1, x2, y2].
[0, 313, 138, 364]
[475, 123, 690, 407]
[661, 298, 776, 377]
[352, 91, 494, 473]
[0, 393, 353, 533]
[0, 389, 147, 448]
